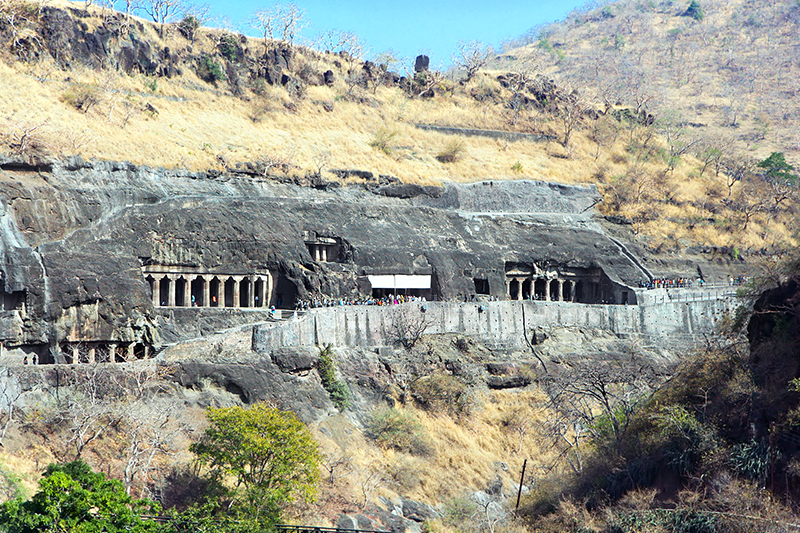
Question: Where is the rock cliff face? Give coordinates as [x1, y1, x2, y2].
[0, 155, 648, 363]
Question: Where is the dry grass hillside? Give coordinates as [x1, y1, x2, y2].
[0, 0, 797, 255]
[500, 0, 800, 177]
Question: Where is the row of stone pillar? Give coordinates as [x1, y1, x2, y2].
[148, 273, 272, 309]
[65, 342, 150, 364]
[309, 244, 330, 262]
[507, 277, 576, 302]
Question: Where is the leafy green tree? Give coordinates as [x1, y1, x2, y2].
[684, 0, 704, 21]
[757, 152, 797, 184]
[757, 152, 799, 211]
[0, 460, 162, 533]
[189, 403, 320, 526]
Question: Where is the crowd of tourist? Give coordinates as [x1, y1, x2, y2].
[640, 278, 700, 289]
[640, 276, 751, 290]
[295, 294, 428, 310]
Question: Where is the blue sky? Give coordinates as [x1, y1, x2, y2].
[204, 0, 588, 67]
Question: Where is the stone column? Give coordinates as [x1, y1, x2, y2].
[109, 343, 118, 363]
[544, 279, 550, 301]
[88, 346, 96, 364]
[267, 271, 275, 307]
[143, 345, 150, 359]
[127, 344, 135, 362]
[557, 280, 564, 302]
[72, 345, 80, 364]
[183, 277, 191, 307]
[203, 277, 211, 308]
[152, 277, 160, 307]
[248, 276, 255, 308]
[219, 279, 227, 308]
[321, 246, 328, 262]
[167, 275, 176, 307]
[233, 276, 242, 308]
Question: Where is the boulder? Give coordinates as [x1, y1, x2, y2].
[270, 346, 318, 373]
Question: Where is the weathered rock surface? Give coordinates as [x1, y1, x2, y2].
[0, 155, 650, 362]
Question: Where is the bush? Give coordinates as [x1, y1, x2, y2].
[730, 439, 771, 483]
[177, 15, 200, 40]
[365, 408, 434, 456]
[61, 83, 101, 113]
[196, 55, 224, 84]
[411, 373, 474, 417]
[217, 33, 240, 62]
[368, 128, 398, 155]
[317, 345, 350, 411]
[684, 0, 704, 20]
[436, 139, 465, 163]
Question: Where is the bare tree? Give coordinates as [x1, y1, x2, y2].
[53, 366, 124, 460]
[387, 307, 431, 349]
[551, 86, 591, 153]
[312, 149, 332, 176]
[141, 0, 184, 38]
[356, 463, 388, 510]
[122, 399, 181, 497]
[0, 369, 22, 447]
[469, 491, 508, 533]
[721, 154, 755, 201]
[657, 111, 701, 173]
[730, 177, 767, 232]
[453, 40, 493, 82]
[251, 2, 305, 51]
[313, 29, 366, 59]
[541, 354, 664, 452]
[2, 120, 48, 156]
[322, 451, 352, 486]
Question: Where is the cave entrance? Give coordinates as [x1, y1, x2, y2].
[273, 274, 297, 309]
[158, 276, 171, 306]
[575, 281, 584, 303]
[534, 279, 547, 300]
[224, 277, 235, 308]
[254, 278, 265, 307]
[240, 278, 251, 307]
[209, 277, 221, 307]
[521, 279, 532, 300]
[473, 278, 490, 295]
[549, 280, 560, 301]
[191, 276, 205, 307]
[133, 343, 147, 359]
[175, 277, 187, 307]
[508, 279, 520, 300]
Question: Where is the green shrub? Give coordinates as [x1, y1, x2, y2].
[177, 15, 200, 40]
[318, 345, 350, 411]
[143, 77, 158, 93]
[511, 161, 524, 174]
[196, 55, 224, 84]
[365, 408, 434, 456]
[217, 33, 239, 62]
[684, 0, 704, 20]
[730, 439, 771, 483]
[368, 128, 398, 155]
[61, 83, 101, 113]
[436, 139, 465, 163]
[411, 373, 474, 417]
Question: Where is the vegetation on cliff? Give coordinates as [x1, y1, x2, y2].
[0, 0, 797, 255]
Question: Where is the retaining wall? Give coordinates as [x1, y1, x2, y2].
[252, 297, 741, 353]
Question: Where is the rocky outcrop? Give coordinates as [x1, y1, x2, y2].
[0, 154, 651, 363]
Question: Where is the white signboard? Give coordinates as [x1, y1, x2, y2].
[368, 275, 431, 290]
